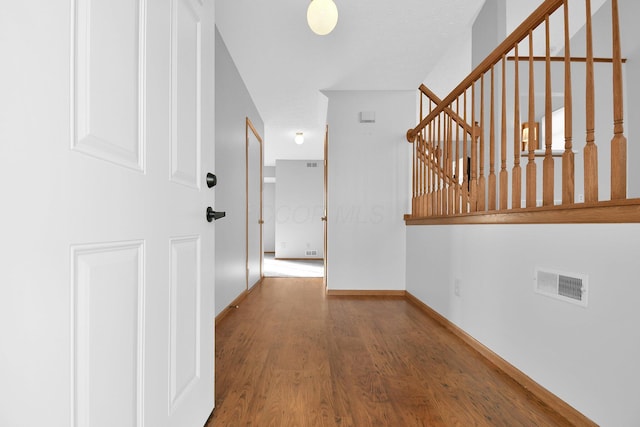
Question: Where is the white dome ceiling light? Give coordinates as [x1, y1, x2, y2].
[295, 132, 304, 145]
[307, 0, 338, 36]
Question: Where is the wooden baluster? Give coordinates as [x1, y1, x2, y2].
[470, 82, 478, 212]
[526, 30, 537, 208]
[425, 105, 434, 216]
[500, 55, 508, 210]
[442, 112, 448, 215]
[562, 0, 575, 204]
[489, 65, 497, 210]
[448, 112, 454, 214]
[416, 116, 420, 216]
[432, 114, 437, 216]
[611, 0, 627, 200]
[423, 96, 428, 214]
[419, 134, 424, 215]
[543, 14, 555, 206]
[443, 112, 448, 215]
[478, 74, 486, 211]
[417, 134, 421, 216]
[437, 114, 442, 215]
[415, 134, 419, 216]
[512, 44, 522, 209]
[417, 107, 422, 216]
[418, 93, 424, 216]
[455, 97, 461, 214]
[419, 108, 429, 216]
[425, 100, 431, 215]
[442, 114, 447, 215]
[419, 102, 424, 216]
[422, 105, 426, 215]
[429, 116, 434, 216]
[463, 89, 469, 213]
[430, 110, 435, 215]
[440, 112, 448, 215]
[412, 131, 416, 216]
[440, 113, 446, 216]
[419, 134, 424, 216]
[584, 0, 598, 202]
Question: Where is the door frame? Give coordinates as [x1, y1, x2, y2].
[323, 124, 329, 288]
[246, 117, 264, 290]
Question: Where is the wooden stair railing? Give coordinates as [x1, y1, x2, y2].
[406, 0, 640, 224]
[413, 84, 475, 216]
[413, 133, 470, 217]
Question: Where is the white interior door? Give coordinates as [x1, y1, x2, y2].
[0, 1, 215, 426]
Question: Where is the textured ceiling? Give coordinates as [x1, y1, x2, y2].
[215, 0, 486, 165]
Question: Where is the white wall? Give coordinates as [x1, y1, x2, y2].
[472, 0, 506, 68]
[406, 225, 640, 426]
[325, 90, 414, 291]
[214, 28, 264, 316]
[263, 182, 276, 252]
[275, 159, 324, 259]
[423, 29, 473, 97]
[626, 30, 640, 198]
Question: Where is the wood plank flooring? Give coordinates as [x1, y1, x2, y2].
[207, 278, 575, 426]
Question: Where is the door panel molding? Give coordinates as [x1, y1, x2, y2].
[71, 0, 146, 172]
[170, 0, 202, 189]
[71, 240, 145, 427]
[169, 235, 202, 412]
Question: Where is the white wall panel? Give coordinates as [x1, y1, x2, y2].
[169, 236, 201, 410]
[71, 241, 145, 427]
[170, 0, 201, 189]
[325, 90, 414, 291]
[72, 0, 145, 171]
[214, 30, 264, 316]
[275, 160, 324, 259]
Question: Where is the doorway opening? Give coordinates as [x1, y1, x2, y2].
[262, 126, 329, 281]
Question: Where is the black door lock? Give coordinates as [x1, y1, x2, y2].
[206, 207, 225, 222]
[206, 173, 217, 188]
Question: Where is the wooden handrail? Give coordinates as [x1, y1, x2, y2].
[507, 56, 626, 63]
[407, 0, 564, 142]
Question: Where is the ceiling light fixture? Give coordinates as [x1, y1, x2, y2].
[295, 132, 304, 145]
[307, 0, 338, 36]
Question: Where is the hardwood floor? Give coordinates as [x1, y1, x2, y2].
[208, 278, 575, 426]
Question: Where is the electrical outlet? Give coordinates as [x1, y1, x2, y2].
[454, 279, 461, 297]
[578, 194, 584, 203]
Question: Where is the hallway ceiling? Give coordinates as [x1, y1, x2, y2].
[215, 0, 486, 166]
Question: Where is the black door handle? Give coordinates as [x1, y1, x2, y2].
[206, 207, 225, 222]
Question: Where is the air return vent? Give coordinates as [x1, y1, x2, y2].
[305, 250, 318, 257]
[306, 162, 318, 168]
[534, 268, 588, 307]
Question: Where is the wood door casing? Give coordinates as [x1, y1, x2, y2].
[246, 117, 263, 289]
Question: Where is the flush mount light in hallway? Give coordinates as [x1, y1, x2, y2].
[295, 132, 304, 145]
[307, 0, 338, 36]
